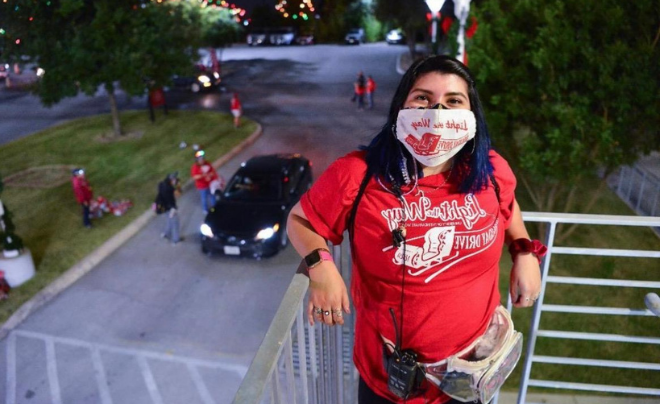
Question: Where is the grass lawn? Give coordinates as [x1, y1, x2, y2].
[499, 180, 660, 393]
[0, 110, 256, 324]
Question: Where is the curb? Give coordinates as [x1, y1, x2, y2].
[0, 122, 263, 341]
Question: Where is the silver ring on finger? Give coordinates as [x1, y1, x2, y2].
[332, 309, 343, 318]
[313, 307, 323, 315]
[323, 310, 331, 317]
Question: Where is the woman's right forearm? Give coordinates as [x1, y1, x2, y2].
[287, 202, 328, 257]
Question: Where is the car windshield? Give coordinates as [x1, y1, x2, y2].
[223, 173, 283, 202]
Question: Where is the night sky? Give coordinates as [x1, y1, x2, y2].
[232, 0, 275, 13]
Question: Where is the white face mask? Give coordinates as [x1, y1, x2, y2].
[396, 107, 476, 167]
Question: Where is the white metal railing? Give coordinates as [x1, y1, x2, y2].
[613, 164, 660, 219]
[514, 212, 660, 404]
[232, 213, 660, 404]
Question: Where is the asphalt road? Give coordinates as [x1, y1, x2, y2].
[0, 43, 406, 404]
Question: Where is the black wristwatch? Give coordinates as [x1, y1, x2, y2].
[304, 248, 332, 270]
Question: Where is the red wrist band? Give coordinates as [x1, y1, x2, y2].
[508, 238, 547, 264]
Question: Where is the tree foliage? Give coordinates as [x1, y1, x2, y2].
[469, 0, 660, 223]
[0, 0, 238, 136]
[315, 0, 365, 42]
[373, 0, 428, 57]
[199, 5, 244, 48]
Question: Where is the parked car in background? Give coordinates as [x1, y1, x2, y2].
[171, 65, 221, 93]
[247, 29, 269, 46]
[247, 27, 297, 46]
[295, 34, 315, 46]
[269, 27, 296, 46]
[200, 154, 313, 258]
[386, 29, 406, 45]
[345, 28, 365, 45]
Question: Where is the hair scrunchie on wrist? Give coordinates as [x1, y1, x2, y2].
[508, 238, 547, 264]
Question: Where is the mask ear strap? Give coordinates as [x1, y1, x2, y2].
[392, 125, 411, 185]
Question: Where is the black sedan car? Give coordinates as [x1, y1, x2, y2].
[200, 154, 313, 258]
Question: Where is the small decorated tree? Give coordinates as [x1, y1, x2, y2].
[0, 175, 24, 257]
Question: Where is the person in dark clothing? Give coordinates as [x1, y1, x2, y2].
[352, 71, 366, 109]
[157, 172, 182, 245]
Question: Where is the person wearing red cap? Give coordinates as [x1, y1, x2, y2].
[190, 150, 219, 214]
[71, 168, 93, 228]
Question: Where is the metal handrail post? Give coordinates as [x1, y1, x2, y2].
[637, 171, 646, 210]
[296, 308, 309, 404]
[517, 219, 558, 404]
[307, 316, 319, 404]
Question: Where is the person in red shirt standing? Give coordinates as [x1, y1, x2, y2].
[230, 92, 242, 128]
[287, 56, 544, 404]
[366, 75, 376, 110]
[190, 150, 219, 214]
[71, 168, 93, 228]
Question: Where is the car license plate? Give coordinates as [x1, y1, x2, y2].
[224, 246, 240, 255]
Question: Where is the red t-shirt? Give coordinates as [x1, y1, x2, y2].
[230, 97, 242, 111]
[366, 78, 376, 93]
[72, 176, 93, 204]
[191, 161, 218, 190]
[300, 150, 516, 404]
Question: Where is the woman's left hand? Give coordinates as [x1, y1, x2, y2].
[510, 253, 542, 308]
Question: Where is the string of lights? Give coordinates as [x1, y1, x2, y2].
[0, 0, 251, 49]
[274, 0, 315, 21]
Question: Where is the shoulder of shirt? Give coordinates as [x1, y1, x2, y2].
[489, 150, 511, 169]
[488, 149, 516, 186]
[319, 150, 369, 192]
[329, 150, 367, 172]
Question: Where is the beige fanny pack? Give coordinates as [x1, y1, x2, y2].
[420, 306, 523, 403]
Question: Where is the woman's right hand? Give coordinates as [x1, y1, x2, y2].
[307, 261, 350, 326]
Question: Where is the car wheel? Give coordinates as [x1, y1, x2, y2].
[201, 244, 211, 255]
[191, 83, 201, 93]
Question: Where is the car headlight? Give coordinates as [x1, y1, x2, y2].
[200, 223, 214, 237]
[256, 223, 280, 240]
[198, 75, 210, 84]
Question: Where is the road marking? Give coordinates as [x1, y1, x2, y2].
[138, 356, 165, 404]
[7, 329, 249, 404]
[45, 338, 63, 404]
[5, 332, 16, 404]
[188, 363, 217, 404]
[13, 329, 247, 376]
[91, 346, 113, 404]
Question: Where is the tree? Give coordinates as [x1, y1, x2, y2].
[200, 5, 243, 48]
[0, 0, 205, 137]
[374, 0, 429, 58]
[469, 0, 660, 239]
[316, 0, 365, 43]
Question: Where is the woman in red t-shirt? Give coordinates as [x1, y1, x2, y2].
[287, 56, 544, 404]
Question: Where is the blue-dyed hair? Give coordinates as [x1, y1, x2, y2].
[363, 55, 494, 194]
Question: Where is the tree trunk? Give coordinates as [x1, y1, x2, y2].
[106, 82, 123, 137]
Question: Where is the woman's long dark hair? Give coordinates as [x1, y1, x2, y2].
[362, 55, 494, 194]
